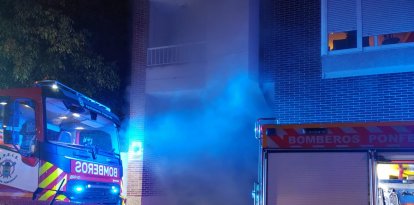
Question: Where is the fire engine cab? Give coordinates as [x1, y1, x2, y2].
[253, 118, 414, 205]
[0, 80, 124, 204]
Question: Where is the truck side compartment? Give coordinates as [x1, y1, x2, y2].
[253, 119, 414, 205]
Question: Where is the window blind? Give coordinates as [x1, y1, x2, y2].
[362, 0, 414, 36]
[327, 0, 357, 33]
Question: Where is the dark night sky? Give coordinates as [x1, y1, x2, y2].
[68, 0, 130, 70]
[59, 0, 131, 117]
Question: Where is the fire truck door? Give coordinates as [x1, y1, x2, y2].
[0, 98, 39, 192]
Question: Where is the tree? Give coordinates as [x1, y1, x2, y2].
[0, 0, 120, 97]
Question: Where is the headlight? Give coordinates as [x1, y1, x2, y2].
[111, 186, 119, 194]
[73, 185, 84, 193]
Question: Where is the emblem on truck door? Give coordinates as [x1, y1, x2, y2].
[0, 153, 18, 183]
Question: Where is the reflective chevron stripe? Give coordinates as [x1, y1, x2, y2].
[55, 194, 70, 202]
[37, 161, 68, 202]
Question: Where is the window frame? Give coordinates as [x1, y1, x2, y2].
[321, 0, 414, 78]
[321, 0, 414, 56]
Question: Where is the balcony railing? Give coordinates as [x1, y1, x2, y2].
[147, 42, 206, 66]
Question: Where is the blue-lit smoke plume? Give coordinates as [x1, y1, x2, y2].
[144, 72, 271, 205]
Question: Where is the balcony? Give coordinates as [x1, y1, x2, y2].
[147, 42, 206, 66]
[146, 42, 207, 93]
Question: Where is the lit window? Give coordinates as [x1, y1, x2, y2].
[363, 31, 414, 47]
[322, 0, 414, 53]
[329, 30, 356, 51]
[321, 0, 414, 78]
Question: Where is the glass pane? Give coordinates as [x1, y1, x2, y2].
[18, 101, 35, 155]
[363, 31, 414, 48]
[379, 31, 414, 46]
[0, 98, 36, 155]
[45, 97, 119, 154]
[329, 30, 357, 51]
[363, 36, 374, 47]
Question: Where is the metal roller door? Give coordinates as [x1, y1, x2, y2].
[266, 152, 369, 205]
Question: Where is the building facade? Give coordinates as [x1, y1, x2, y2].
[129, 0, 414, 204]
[260, 0, 414, 124]
[130, 0, 269, 205]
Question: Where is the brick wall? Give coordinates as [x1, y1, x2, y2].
[260, 0, 414, 124]
[130, 0, 167, 202]
[129, 0, 149, 203]
[130, 0, 148, 128]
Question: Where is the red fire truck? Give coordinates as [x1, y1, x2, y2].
[0, 80, 124, 204]
[253, 118, 414, 205]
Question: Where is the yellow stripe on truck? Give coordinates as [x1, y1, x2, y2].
[38, 190, 55, 201]
[39, 161, 54, 176]
[55, 194, 68, 201]
[52, 175, 67, 190]
[39, 167, 63, 189]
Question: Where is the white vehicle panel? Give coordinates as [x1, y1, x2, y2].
[0, 149, 38, 192]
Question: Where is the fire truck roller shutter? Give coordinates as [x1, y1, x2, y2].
[266, 152, 369, 205]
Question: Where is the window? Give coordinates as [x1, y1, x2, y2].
[329, 30, 357, 51]
[45, 97, 119, 154]
[322, 0, 414, 54]
[321, 0, 414, 78]
[364, 32, 414, 48]
[0, 97, 36, 156]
